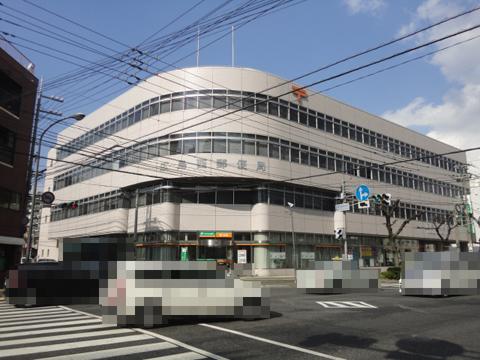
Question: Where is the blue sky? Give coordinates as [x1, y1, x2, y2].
[2, 0, 480, 210]
[1, 0, 454, 116]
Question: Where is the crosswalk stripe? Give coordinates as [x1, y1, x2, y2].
[0, 324, 113, 339]
[0, 307, 61, 314]
[317, 301, 350, 308]
[0, 318, 101, 333]
[36, 342, 177, 360]
[0, 309, 70, 318]
[144, 352, 206, 360]
[0, 311, 79, 322]
[0, 328, 134, 347]
[0, 315, 91, 327]
[0, 334, 153, 358]
[341, 301, 372, 308]
[316, 301, 377, 309]
[357, 301, 378, 309]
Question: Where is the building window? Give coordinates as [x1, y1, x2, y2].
[0, 126, 15, 165]
[0, 70, 22, 116]
[0, 188, 21, 211]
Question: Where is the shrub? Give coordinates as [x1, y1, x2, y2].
[380, 266, 401, 280]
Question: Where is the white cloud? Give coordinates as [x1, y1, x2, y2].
[343, 0, 386, 15]
[382, 0, 480, 152]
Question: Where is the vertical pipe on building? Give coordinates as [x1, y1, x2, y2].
[133, 188, 139, 244]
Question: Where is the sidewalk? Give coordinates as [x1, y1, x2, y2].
[239, 275, 399, 288]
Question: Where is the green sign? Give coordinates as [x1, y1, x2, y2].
[180, 247, 188, 261]
[199, 231, 216, 237]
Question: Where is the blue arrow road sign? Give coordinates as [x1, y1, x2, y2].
[355, 184, 370, 201]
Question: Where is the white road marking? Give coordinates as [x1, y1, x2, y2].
[0, 328, 134, 346]
[0, 309, 72, 319]
[0, 312, 80, 323]
[0, 306, 61, 314]
[0, 334, 152, 358]
[199, 323, 346, 360]
[36, 343, 177, 360]
[0, 315, 90, 327]
[134, 328, 229, 360]
[0, 318, 101, 333]
[0, 324, 112, 339]
[59, 305, 227, 360]
[316, 301, 377, 309]
[144, 352, 206, 360]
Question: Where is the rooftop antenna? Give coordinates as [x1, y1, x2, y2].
[196, 25, 200, 67]
[231, 25, 235, 67]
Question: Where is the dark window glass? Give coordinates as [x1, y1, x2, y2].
[325, 120, 333, 133]
[213, 139, 226, 153]
[334, 122, 341, 135]
[269, 190, 284, 205]
[0, 70, 22, 116]
[160, 101, 170, 113]
[199, 96, 212, 109]
[269, 143, 279, 159]
[141, 106, 150, 120]
[289, 108, 298, 122]
[217, 190, 233, 204]
[341, 125, 348, 138]
[257, 141, 268, 157]
[310, 153, 318, 167]
[170, 141, 181, 155]
[235, 190, 255, 204]
[228, 139, 241, 154]
[181, 190, 197, 203]
[308, 115, 316, 128]
[301, 151, 309, 165]
[281, 146, 290, 161]
[268, 102, 278, 116]
[171, 98, 183, 111]
[213, 96, 227, 109]
[0, 127, 16, 165]
[185, 97, 197, 110]
[319, 154, 326, 169]
[150, 103, 159, 116]
[318, 118, 325, 130]
[243, 98, 255, 111]
[183, 139, 196, 154]
[228, 97, 242, 109]
[291, 148, 299, 163]
[198, 139, 211, 153]
[199, 191, 215, 204]
[299, 112, 307, 125]
[279, 105, 288, 119]
[256, 100, 267, 113]
[134, 110, 141, 122]
[242, 140, 255, 155]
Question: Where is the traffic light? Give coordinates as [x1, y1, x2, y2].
[382, 193, 392, 206]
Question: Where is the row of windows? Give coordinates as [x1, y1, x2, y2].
[0, 187, 21, 211]
[56, 89, 464, 174]
[50, 182, 453, 225]
[53, 132, 465, 198]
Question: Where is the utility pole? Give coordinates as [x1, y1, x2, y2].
[287, 202, 297, 271]
[24, 80, 65, 261]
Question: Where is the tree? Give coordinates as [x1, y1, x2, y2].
[417, 213, 459, 250]
[374, 198, 423, 266]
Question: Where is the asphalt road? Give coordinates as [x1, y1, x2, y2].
[2, 288, 480, 359]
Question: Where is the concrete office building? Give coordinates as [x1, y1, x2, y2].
[38, 67, 470, 271]
[0, 37, 37, 283]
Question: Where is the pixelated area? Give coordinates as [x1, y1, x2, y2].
[100, 261, 270, 327]
[296, 260, 379, 294]
[6, 237, 133, 306]
[401, 250, 480, 296]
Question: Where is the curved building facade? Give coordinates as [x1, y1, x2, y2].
[38, 67, 470, 269]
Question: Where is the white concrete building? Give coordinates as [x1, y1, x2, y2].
[38, 67, 471, 269]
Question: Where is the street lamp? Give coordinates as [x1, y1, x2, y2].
[26, 113, 85, 262]
[287, 202, 298, 271]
